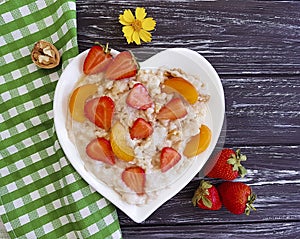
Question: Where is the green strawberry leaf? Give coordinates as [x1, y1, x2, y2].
[227, 149, 248, 177]
[245, 193, 257, 215]
[238, 165, 247, 178]
[202, 196, 212, 208]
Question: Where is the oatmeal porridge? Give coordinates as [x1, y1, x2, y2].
[67, 51, 210, 205]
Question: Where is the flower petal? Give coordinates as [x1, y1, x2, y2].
[122, 26, 134, 43]
[139, 29, 152, 42]
[132, 31, 141, 45]
[142, 18, 156, 31]
[119, 14, 131, 25]
[123, 9, 135, 23]
[135, 7, 146, 20]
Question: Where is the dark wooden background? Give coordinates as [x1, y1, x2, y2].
[76, 1, 300, 238]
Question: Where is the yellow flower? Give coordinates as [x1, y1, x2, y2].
[119, 7, 156, 45]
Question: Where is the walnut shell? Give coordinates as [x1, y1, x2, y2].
[31, 40, 60, 69]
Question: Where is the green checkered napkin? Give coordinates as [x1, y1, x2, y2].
[0, 1, 122, 238]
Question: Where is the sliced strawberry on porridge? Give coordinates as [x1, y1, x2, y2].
[160, 147, 182, 172]
[105, 51, 139, 80]
[83, 44, 113, 75]
[86, 138, 115, 165]
[130, 118, 153, 139]
[84, 96, 115, 131]
[126, 83, 153, 110]
[157, 97, 187, 120]
[122, 166, 146, 196]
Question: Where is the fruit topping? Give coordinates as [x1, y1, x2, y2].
[157, 98, 187, 120]
[130, 118, 153, 139]
[69, 84, 98, 122]
[105, 51, 139, 80]
[183, 124, 211, 158]
[126, 83, 153, 110]
[84, 96, 115, 131]
[160, 147, 181, 172]
[83, 44, 113, 75]
[110, 121, 135, 162]
[122, 166, 146, 196]
[162, 77, 199, 104]
[86, 138, 115, 165]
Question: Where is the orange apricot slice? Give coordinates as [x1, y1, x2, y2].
[69, 84, 98, 122]
[183, 124, 212, 158]
[162, 77, 199, 104]
[110, 121, 135, 162]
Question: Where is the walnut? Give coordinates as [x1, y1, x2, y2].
[31, 40, 60, 69]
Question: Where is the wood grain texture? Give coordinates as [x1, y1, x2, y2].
[222, 75, 300, 146]
[76, 0, 300, 74]
[120, 222, 300, 239]
[76, 1, 300, 238]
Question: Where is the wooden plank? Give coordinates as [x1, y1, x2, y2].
[222, 75, 300, 146]
[117, 145, 300, 224]
[120, 222, 300, 239]
[76, 0, 300, 74]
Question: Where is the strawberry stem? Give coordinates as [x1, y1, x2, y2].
[245, 193, 257, 215]
[227, 149, 248, 178]
[104, 42, 109, 54]
[192, 180, 212, 208]
[93, 42, 110, 54]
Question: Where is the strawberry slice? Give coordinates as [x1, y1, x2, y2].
[86, 138, 115, 165]
[83, 44, 113, 75]
[157, 98, 187, 120]
[126, 83, 153, 110]
[130, 118, 153, 139]
[160, 147, 181, 172]
[105, 51, 139, 80]
[84, 96, 115, 131]
[122, 166, 146, 195]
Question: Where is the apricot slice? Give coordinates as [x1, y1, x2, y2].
[69, 84, 98, 122]
[110, 121, 135, 162]
[162, 77, 198, 104]
[183, 124, 212, 158]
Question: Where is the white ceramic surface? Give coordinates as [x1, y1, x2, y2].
[53, 48, 225, 223]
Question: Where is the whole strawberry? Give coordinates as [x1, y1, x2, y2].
[206, 148, 247, 180]
[192, 180, 222, 210]
[218, 181, 256, 215]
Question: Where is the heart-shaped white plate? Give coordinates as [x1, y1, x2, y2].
[53, 48, 225, 223]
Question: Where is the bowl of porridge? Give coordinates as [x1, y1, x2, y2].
[53, 47, 225, 222]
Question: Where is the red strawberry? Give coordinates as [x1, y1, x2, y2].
[157, 98, 187, 120]
[130, 118, 153, 139]
[126, 83, 153, 110]
[83, 43, 113, 75]
[160, 147, 181, 172]
[192, 180, 222, 210]
[122, 166, 146, 196]
[218, 181, 256, 215]
[84, 96, 115, 131]
[105, 51, 139, 80]
[206, 148, 247, 180]
[86, 138, 115, 165]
